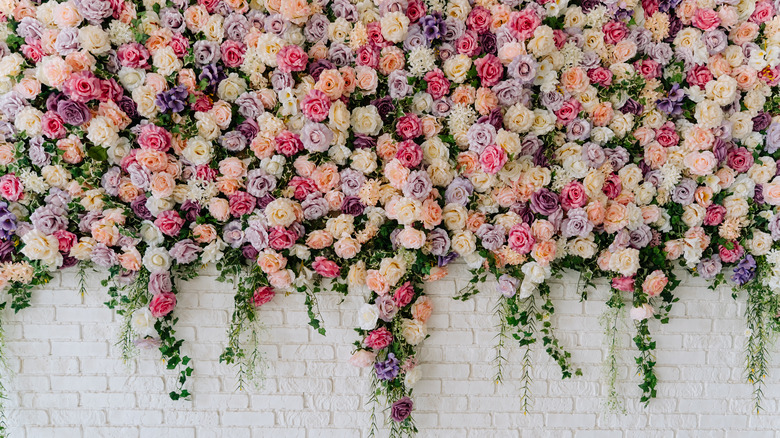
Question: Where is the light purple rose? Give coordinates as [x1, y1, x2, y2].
[561, 208, 592, 238]
[302, 193, 329, 221]
[301, 122, 333, 153]
[497, 274, 520, 298]
[30, 205, 68, 235]
[445, 177, 473, 206]
[567, 118, 591, 141]
[388, 70, 413, 99]
[507, 54, 536, 83]
[672, 178, 697, 206]
[91, 244, 118, 268]
[467, 123, 496, 154]
[427, 228, 450, 256]
[54, 27, 80, 56]
[169, 239, 202, 264]
[192, 40, 221, 65]
[74, 0, 112, 23]
[376, 295, 398, 322]
[304, 14, 329, 42]
[697, 256, 722, 280]
[340, 168, 366, 196]
[246, 169, 277, 198]
[476, 224, 505, 251]
[629, 224, 652, 249]
[245, 220, 269, 251]
[402, 170, 432, 200]
[149, 271, 173, 295]
[223, 221, 245, 248]
[159, 8, 185, 32]
[224, 13, 249, 41]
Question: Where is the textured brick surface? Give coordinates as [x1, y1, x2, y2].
[2, 264, 778, 436]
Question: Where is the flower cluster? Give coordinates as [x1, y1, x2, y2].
[4, 0, 780, 433]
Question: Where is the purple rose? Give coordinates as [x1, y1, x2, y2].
[340, 168, 366, 196]
[530, 188, 560, 216]
[427, 228, 450, 256]
[672, 178, 697, 206]
[376, 295, 398, 323]
[246, 169, 277, 198]
[467, 123, 496, 154]
[445, 177, 473, 206]
[302, 194, 329, 221]
[697, 256, 722, 280]
[375, 353, 401, 381]
[390, 396, 414, 422]
[131, 195, 154, 221]
[629, 225, 653, 249]
[223, 221, 246, 248]
[57, 99, 91, 126]
[149, 271, 173, 295]
[476, 224, 505, 251]
[30, 205, 68, 235]
[341, 196, 365, 216]
[388, 70, 413, 99]
[402, 171, 432, 201]
[90, 244, 118, 268]
[561, 208, 592, 238]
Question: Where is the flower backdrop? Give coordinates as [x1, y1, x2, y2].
[0, 0, 779, 434]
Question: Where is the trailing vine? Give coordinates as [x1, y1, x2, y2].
[601, 288, 624, 413]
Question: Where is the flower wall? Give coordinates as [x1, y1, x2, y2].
[0, 0, 780, 435]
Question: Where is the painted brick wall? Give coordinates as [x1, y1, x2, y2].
[2, 262, 778, 437]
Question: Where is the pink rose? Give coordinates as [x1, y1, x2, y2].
[170, 33, 190, 58]
[363, 326, 393, 350]
[406, 0, 426, 22]
[718, 241, 744, 264]
[348, 350, 377, 368]
[455, 30, 480, 57]
[751, 0, 775, 24]
[41, 112, 66, 139]
[276, 44, 308, 73]
[275, 130, 304, 157]
[117, 42, 150, 69]
[268, 226, 297, 250]
[555, 99, 582, 125]
[301, 90, 331, 122]
[395, 113, 422, 140]
[149, 292, 177, 318]
[474, 54, 503, 87]
[154, 210, 184, 237]
[221, 40, 246, 68]
[21, 43, 44, 63]
[392, 282, 415, 307]
[635, 59, 661, 80]
[630, 303, 654, 321]
[479, 144, 507, 174]
[137, 124, 172, 151]
[508, 223, 535, 254]
[0, 174, 23, 202]
[655, 122, 679, 147]
[693, 9, 721, 31]
[642, 270, 668, 297]
[612, 276, 635, 292]
[52, 230, 77, 254]
[313, 256, 341, 278]
[252, 286, 275, 307]
[560, 181, 588, 210]
[424, 69, 450, 100]
[508, 9, 540, 40]
[62, 71, 102, 103]
[366, 22, 389, 48]
[229, 191, 256, 217]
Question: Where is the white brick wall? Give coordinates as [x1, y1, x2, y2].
[2, 262, 778, 437]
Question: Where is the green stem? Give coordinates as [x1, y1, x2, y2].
[601, 288, 624, 413]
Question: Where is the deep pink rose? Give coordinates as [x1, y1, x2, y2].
[603, 21, 628, 44]
[635, 59, 661, 80]
[395, 113, 422, 140]
[719, 241, 744, 264]
[252, 286, 275, 307]
[466, 6, 491, 33]
[154, 210, 184, 237]
[612, 276, 635, 292]
[396, 140, 423, 168]
[474, 54, 503, 87]
[269, 226, 297, 250]
[424, 69, 450, 100]
[406, 0, 426, 22]
[170, 33, 190, 58]
[655, 123, 679, 147]
[602, 174, 622, 200]
[751, 1, 775, 24]
[392, 282, 415, 308]
[366, 22, 389, 48]
[229, 191, 256, 217]
[21, 43, 44, 63]
[356, 45, 379, 68]
[479, 144, 507, 174]
[727, 147, 754, 173]
[553, 29, 567, 49]
[196, 164, 217, 181]
[508, 223, 535, 254]
[703, 204, 726, 226]
[276, 44, 308, 72]
[686, 65, 713, 88]
[363, 326, 393, 350]
[137, 124, 172, 151]
[275, 130, 304, 157]
[100, 79, 124, 102]
[587, 67, 613, 87]
[149, 292, 177, 318]
[41, 112, 66, 139]
[289, 176, 318, 201]
[301, 90, 331, 122]
[52, 230, 77, 254]
[221, 40, 246, 68]
[560, 181, 588, 210]
[0, 174, 23, 202]
[313, 256, 341, 278]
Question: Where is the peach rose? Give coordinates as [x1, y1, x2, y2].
[411, 296, 433, 322]
[531, 219, 555, 241]
[532, 240, 557, 265]
[219, 157, 247, 179]
[149, 172, 175, 199]
[315, 69, 346, 100]
[192, 224, 217, 243]
[365, 270, 390, 295]
[306, 230, 334, 249]
[208, 197, 230, 222]
[257, 250, 287, 274]
[684, 151, 717, 176]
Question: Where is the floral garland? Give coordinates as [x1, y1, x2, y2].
[3, 0, 780, 435]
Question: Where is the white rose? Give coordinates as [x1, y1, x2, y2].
[139, 221, 165, 246]
[357, 303, 379, 330]
[152, 46, 182, 77]
[86, 116, 119, 148]
[451, 230, 476, 256]
[217, 73, 247, 102]
[404, 366, 421, 388]
[21, 230, 62, 270]
[79, 25, 111, 55]
[401, 318, 427, 346]
[350, 148, 378, 174]
[14, 107, 43, 137]
[350, 106, 383, 136]
[143, 247, 171, 273]
[183, 136, 213, 166]
[608, 248, 640, 277]
[201, 239, 227, 264]
[749, 230, 772, 256]
[380, 11, 409, 43]
[131, 308, 157, 337]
